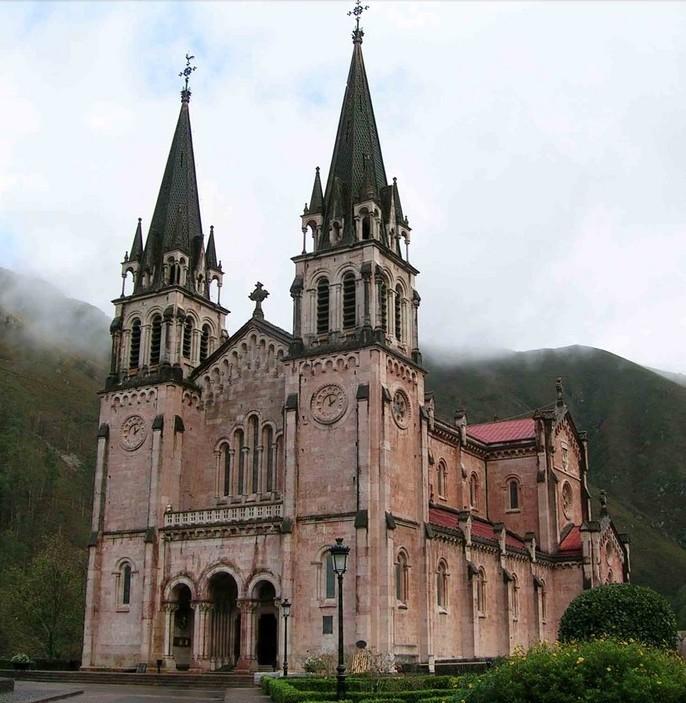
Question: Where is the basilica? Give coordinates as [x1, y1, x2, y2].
[82, 17, 630, 672]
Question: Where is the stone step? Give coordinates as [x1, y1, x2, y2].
[0, 669, 255, 689]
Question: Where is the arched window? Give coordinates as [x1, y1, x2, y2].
[437, 461, 447, 498]
[199, 324, 210, 362]
[316, 277, 330, 334]
[507, 478, 520, 511]
[561, 481, 573, 519]
[395, 551, 409, 604]
[378, 281, 388, 333]
[342, 273, 356, 330]
[469, 473, 479, 510]
[436, 560, 448, 609]
[220, 442, 231, 497]
[169, 260, 180, 285]
[149, 314, 162, 366]
[511, 574, 520, 621]
[325, 552, 336, 599]
[394, 284, 403, 341]
[262, 425, 274, 492]
[275, 434, 284, 492]
[235, 429, 245, 495]
[362, 215, 371, 240]
[477, 567, 486, 616]
[182, 318, 194, 360]
[122, 563, 132, 605]
[249, 415, 259, 493]
[539, 581, 547, 622]
[129, 318, 141, 369]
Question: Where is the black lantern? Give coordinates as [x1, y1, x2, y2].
[329, 538, 350, 700]
[281, 598, 291, 677]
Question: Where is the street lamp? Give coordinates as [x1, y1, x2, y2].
[329, 538, 350, 700]
[281, 598, 291, 677]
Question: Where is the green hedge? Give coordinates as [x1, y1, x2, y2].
[559, 584, 678, 650]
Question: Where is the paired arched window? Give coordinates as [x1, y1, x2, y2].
[378, 281, 388, 333]
[316, 277, 330, 334]
[182, 318, 194, 360]
[507, 478, 520, 511]
[169, 260, 180, 285]
[342, 273, 356, 330]
[149, 314, 162, 365]
[476, 567, 486, 615]
[263, 425, 274, 492]
[395, 284, 403, 341]
[469, 473, 479, 510]
[436, 560, 448, 608]
[199, 324, 211, 362]
[249, 415, 260, 493]
[437, 461, 447, 498]
[235, 429, 245, 494]
[220, 442, 232, 497]
[395, 550, 409, 604]
[129, 318, 141, 369]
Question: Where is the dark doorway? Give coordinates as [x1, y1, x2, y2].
[256, 613, 277, 666]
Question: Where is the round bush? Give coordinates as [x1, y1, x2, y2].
[559, 583, 677, 649]
[452, 639, 686, 703]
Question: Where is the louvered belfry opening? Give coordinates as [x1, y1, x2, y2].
[182, 318, 193, 359]
[129, 319, 141, 369]
[317, 277, 330, 334]
[343, 273, 356, 329]
[149, 315, 162, 365]
[379, 281, 388, 333]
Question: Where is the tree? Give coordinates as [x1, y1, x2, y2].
[559, 583, 678, 650]
[1, 534, 85, 659]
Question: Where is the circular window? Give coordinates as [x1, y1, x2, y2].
[561, 482, 573, 519]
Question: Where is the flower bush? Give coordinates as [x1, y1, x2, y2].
[559, 583, 678, 649]
[450, 639, 686, 703]
[10, 653, 32, 665]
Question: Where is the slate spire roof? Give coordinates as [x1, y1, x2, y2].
[136, 91, 205, 293]
[306, 167, 324, 215]
[128, 218, 143, 262]
[206, 225, 218, 270]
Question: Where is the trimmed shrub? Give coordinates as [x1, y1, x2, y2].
[451, 639, 686, 703]
[559, 583, 678, 649]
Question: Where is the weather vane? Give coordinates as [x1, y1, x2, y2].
[179, 53, 197, 95]
[348, 0, 369, 41]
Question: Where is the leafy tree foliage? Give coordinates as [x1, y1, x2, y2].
[559, 584, 678, 649]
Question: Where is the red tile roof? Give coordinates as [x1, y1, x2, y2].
[559, 525, 582, 554]
[467, 418, 536, 444]
[428, 507, 525, 549]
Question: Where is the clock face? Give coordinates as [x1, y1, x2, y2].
[120, 415, 147, 451]
[311, 384, 348, 425]
[392, 389, 410, 429]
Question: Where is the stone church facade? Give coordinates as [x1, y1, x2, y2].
[82, 25, 630, 672]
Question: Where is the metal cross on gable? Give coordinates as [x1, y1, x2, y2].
[179, 53, 197, 92]
[348, 0, 370, 33]
[249, 281, 270, 319]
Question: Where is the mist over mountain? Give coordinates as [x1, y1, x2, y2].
[0, 267, 683, 634]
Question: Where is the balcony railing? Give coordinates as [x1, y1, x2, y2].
[164, 502, 283, 528]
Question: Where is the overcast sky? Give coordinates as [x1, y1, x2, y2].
[2, 1, 686, 372]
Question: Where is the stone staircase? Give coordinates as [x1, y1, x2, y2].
[0, 669, 255, 689]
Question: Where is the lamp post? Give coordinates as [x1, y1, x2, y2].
[329, 538, 350, 701]
[281, 598, 291, 677]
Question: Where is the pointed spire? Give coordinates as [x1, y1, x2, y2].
[392, 177, 405, 224]
[206, 225, 218, 269]
[129, 218, 143, 262]
[556, 377, 565, 408]
[308, 166, 324, 214]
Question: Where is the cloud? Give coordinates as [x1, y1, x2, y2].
[1, 1, 685, 372]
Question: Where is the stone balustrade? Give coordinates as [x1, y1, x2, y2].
[164, 501, 283, 528]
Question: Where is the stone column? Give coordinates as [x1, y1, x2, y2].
[235, 600, 257, 670]
[163, 603, 178, 660]
[192, 601, 212, 666]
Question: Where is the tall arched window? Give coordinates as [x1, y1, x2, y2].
[325, 552, 336, 599]
[477, 567, 486, 615]
[437, 461, 447, 498]
[149, 314, 162, 365]
[249, 415, 259, 493]
[169, 259, 180, 285]
[508, 478, 520, 511]
[220, 442, 232, 497]
[394, 284, 403, 341]
[129, 318, 141, 369]
[539, 581, 547, 622]
[511, 573, 520, 620]
[470, 473, 479, 510]
[362, 214, 371, 240]
[316, 277, 330, 334]
[395, 551, 409, 604]
[182, 318, 194, 360]
[122, 563, 132, 605]
[378, 281, 388, 333]
[199, 324, 210, 362]
[262, 425, 274, 492]
[235, 429, 245, 495]
[275, 434, 284, 492]
[342, 273, 356, 330]
[436, 560, 448, 608]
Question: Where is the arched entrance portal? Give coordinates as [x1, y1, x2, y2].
[208, 572, 239, 669]
[171, 584, 194, 671]
[253, 581, 278, 668]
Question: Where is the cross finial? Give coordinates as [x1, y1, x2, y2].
[179, 53, 197, 102]
[348, 0, 369, 43]
[249, 281, 270, 319]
